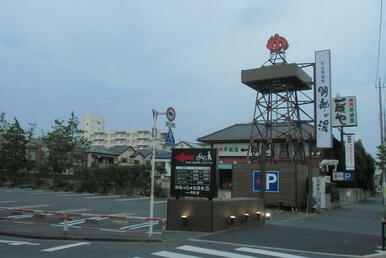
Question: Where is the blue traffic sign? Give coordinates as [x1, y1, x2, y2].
[344, 172, 353, 181]
[253, 171, 280, 193]
[165, 128, 175, 144]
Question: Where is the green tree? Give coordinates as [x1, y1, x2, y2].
[42, 112, 89, 175]
[354, 140, 375, 190]
[0, 112, 9, 172]
[1, 118, 34, 184]
[376, 144, 386, 170]
[336, 140, 375, 191]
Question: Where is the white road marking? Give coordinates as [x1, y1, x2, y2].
[7, 208, 92, 219]
[153, 201, 167, 204]
[56, 193, 94, 197]
[84, 195, 120, 199]
[152, 251, 202, 258]
[365, 251, 386, 257]
[41, 242, 91, 252]
[8, 214, 34, 219]
[0, 201, 16, 204]
[177, 245, 255, 258]
[269, 214, 313, 225]
[120, 221, 159, 230]
[189, 239, 362, 258]
[115, 197, 149, 202]
[0, 239, 40, 246]
[61, 216, 106, 226]
[236, 247, 308, 258]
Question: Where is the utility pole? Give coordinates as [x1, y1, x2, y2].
[376, 78, 386, 205]
[378, 78, 385, 146]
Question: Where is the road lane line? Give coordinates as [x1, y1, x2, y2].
[152, 251, 202, 258]
[115, 197, 149, 202]
[189, 239, 362, 258]
[236, 247, 308, 258]
[41, 242, 91, 252]
[0, 239, 40, 246]
[85, 195, 120, 199]
[177, 245, 255, 258]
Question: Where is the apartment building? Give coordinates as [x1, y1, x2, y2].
[82, 113, 167, 149]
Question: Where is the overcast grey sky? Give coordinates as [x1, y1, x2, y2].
[0, 0, 384, 155]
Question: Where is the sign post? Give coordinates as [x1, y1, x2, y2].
[149, 107, 176, 238]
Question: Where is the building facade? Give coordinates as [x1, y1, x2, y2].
[82, 113, 167, 149]
[82, 113, 105, 139]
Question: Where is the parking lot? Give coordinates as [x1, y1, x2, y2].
[0, 187, 385, 258]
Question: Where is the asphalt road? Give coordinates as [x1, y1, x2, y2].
[0, 187, 384, 258]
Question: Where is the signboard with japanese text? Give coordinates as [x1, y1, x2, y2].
[170, 148, 218, 198]
[332, 96, 357, 127]
[213, 143, 250, 157]
[315, 50, 332, 148]
[344, 134, 355, 171]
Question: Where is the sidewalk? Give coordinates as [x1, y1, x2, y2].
[199, 197, 386, 257]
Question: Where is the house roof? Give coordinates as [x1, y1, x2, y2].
[107, 145, 135, 155]
[155, 150, 171, 159]
[175, 141, 205, 148]
[130, 148, 153, 158]
[197, 122, 315, 143]
[87, 146, 116, 156]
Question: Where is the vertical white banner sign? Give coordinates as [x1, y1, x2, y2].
[344, 134, 355, 171]
[315, 50, 332, 148]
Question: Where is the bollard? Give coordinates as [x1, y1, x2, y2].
[63, 215, 69, 236]
[161, 220, 166, 240]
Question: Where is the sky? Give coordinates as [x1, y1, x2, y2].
[0, 0, 385, 156]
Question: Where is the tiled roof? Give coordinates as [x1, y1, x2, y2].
[107, 145, 134, 155]
[87, 146, 116, 155]
[197, 122, 314, 143]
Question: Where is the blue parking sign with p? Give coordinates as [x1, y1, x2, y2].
[253, 171, 279, 193]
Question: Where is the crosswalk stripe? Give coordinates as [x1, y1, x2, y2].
[236, 247, 309, 258]
[41, 242, 91, 252]
[152, 251, 202, 258]
[177, 245, 256, 258]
